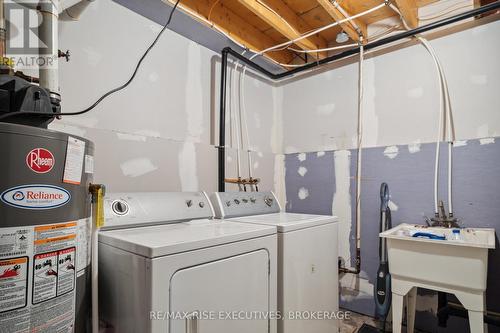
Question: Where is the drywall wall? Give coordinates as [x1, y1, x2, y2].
[49, 0, 283, 194]
[285, 139, 500, 332]
[281, 19, 500, 153]
[281, 18, 500, 333]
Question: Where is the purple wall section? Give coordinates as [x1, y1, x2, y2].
[285, 138, 500, 333]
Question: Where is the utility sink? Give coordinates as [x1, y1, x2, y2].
[381, 224, 496, 332]
[380, 223, 496, 291]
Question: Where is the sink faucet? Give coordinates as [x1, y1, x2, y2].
[430, 200, 459, 228]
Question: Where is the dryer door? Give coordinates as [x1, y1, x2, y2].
[170, 249, 270, 333]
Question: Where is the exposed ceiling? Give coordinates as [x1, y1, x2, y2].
[162, 0, 492, 68]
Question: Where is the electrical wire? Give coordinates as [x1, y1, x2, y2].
[0, 0, 182, 121]
[207, 0, 221, 21]
[419, 2, 471, 21]
[257, 0, 298, 34]
[288, 43, 358, 53]
[251, 2, 385, 61]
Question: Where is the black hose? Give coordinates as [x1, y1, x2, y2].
[0, 0, 182, 121]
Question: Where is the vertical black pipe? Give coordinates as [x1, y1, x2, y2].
[218, 49, 229, 192]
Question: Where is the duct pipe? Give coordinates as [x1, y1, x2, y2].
[38, 1, 60, 106]
[60, 0, 95, 21]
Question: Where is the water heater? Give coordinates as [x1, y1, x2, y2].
[0, 122, 94, 333]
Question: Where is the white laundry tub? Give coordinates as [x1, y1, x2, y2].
[380, 223, 496, 291]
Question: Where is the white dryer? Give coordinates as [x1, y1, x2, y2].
[98, 192, 277, 333]
[210, 192, 339, 333]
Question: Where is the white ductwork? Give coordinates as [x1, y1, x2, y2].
[38, 0, 60, 101]
[8, 0, 95, 102]
[60, 0, 95, 21]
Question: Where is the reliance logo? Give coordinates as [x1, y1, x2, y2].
[26, 148, 55, 173]
[12, 191, 25, 201]
[1, 185, 70, 210]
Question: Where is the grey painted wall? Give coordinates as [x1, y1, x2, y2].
[285, 138, 500, 332]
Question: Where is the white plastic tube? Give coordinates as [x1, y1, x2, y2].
[355, 40, 364, 250]
[230, 61, 242, 180]
[389, 4, 455, 216]
[332, 0, 363, 36]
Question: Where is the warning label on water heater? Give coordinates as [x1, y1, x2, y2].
[0, 257, 28, 313]
[0, 221, 81, 332]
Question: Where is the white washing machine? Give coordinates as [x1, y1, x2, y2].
[98, 192, 278, 333]
[210, 192, 339, 333]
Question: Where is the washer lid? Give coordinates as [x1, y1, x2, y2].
[228, 212, 338, 232]
[98, 219, 276, 258]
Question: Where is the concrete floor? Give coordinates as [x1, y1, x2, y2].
[339, 310, 383, 333]
[339, 309, 426, 333]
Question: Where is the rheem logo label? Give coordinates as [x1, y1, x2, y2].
[26, 148, 55, 173]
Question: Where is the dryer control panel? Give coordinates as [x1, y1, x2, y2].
[103, 192, 214, 230]
[210, 191, 281, 218]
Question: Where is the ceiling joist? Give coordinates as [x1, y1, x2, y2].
[169, 0, 295, 64]
[394, 0, 419, 28]
[315, 0, 367, 41]
[169, 0, 483, 69]
[237, 0, 329, 59]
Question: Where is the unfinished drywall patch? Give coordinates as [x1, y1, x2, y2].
[185, 41, 204, 141]
[361, 57, 379, 148]
[298, 187, 309, 200]
[273, 154, 286, 208]
[271, 88, 284, 154]
[407, 86, 424, 99]
[383, 145, 399, 159]
[49, 123, 87, 138]
[178, 142, 199, 191]
[116, 132, 147, 142]
[332, 150, 353, 269]
[316, 103, 335, 116]
[120, 158, 158, 177]
[480, 137, 495, 145]
[408, 142, 421, 154]
[297, 166, 307, 177]
[298, 153, 306, 162]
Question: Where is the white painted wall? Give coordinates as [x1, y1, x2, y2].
[48, 0, 281, 193]
[281, 19, 500, 153]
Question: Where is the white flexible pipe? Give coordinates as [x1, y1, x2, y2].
[355, 40, 364, 250]
[390, 4, 455, 216]
[418, 37, 445, 215]
[239, 67, 255, 190]
[230, 60, 242, 180]
[332, 0, 363, 37]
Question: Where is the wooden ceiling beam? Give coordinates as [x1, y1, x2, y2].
[315, 0, 367, 42]
[237, 0, 329, 59]
[166, 0, 295, 65]
[394, 0, 419, 29]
